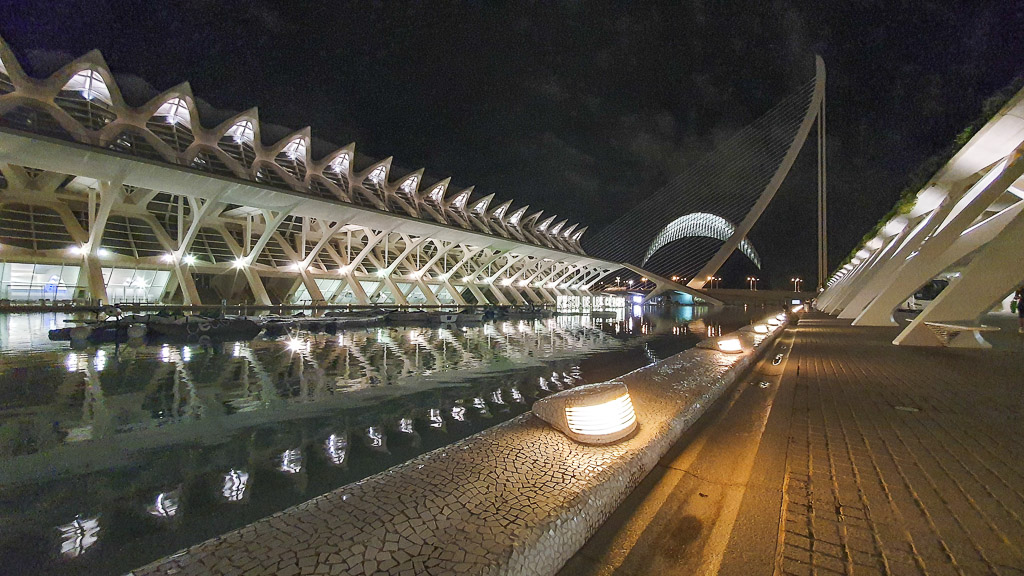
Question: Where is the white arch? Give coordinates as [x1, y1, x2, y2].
[642, 212, 761, 269]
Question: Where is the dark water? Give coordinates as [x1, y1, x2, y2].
[0, 305, 758, 575]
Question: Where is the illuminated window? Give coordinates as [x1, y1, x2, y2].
[148, 98, 193, 152]
[427, 184, 445, 204]
[367, 165, 387, 185]
[225, 120, 254, 144]
[56, 70, 115, 130]
[329, 152, 350, 174]
[155, 98, 191, 126]
[276, 138, 307, 180]
[219, 120, 256, 167]
[450, 190, 470, 210]
[62, 70, 112, 104]
[398, 176, 418, 197]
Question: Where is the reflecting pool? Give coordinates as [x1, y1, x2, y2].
[0, 305, 755, 575]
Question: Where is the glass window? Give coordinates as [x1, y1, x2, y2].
[155, 98, 191, 127]
[62, 70, 112, 104]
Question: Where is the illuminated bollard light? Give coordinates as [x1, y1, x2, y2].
[532, 381, 637, 445]
[715, 337, 744, 354]
[697, 334, 750, 354]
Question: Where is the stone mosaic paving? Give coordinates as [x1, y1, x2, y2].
[131, 327, 779, 576]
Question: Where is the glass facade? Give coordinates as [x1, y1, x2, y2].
[0, 263, 83, 302]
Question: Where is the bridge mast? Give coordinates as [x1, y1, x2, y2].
[817, 58, 828, 292]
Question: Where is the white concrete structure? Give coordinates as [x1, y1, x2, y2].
[816, 83, 1024, 347]
[0, 36, 617, 306]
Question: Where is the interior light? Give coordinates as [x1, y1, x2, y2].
[233, 258, 247, 269]
[183, 254, 197, 266]
[768, 318, 781, 326]
[161, 252, 175, 263]
[532, 381, 637, 445]
[753, 324, 769, 334]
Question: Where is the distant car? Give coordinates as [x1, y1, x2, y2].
[901, 278, 949, 312]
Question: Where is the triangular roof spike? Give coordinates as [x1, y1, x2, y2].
[267, 127, 311, 158]
[561, 223, 578, 238]
[469, 193, 494, 215]
[507, 205, 529, 227]
[419, 177, 451, 203]
[393, 168, 424, 193]
[522, 210, 544, 227]
[549, 219, 567, 235]
[50, 50, 127, 108]
[571, 226, 587, 242]
[143, 82, 199, 127]
[212, 107, 261, 143]
[447, 187, 474, 210]
[357, 156, 392, 180]
[536, 215, 557, 232]
[315, 143, 356, 171]
[489, 199, 513, 221]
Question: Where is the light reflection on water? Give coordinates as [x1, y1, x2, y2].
[0, 306, 752, 575]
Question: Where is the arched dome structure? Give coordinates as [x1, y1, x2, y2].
[642, 212, 761, 269]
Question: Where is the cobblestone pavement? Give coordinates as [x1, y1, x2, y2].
[560, 312, 1024, 576]
[777, 313, 1024, 576]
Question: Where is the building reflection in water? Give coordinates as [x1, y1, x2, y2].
[451, 406, 466, 421]
[325, 434, 348, 466]
[0, 308, 745, 574]
[222, 469, 249, 502]
[429, 408, 444, 428]
[146, 490, 180, 518]
[279, 449, 303, 474]
[57, 515, 100, 558]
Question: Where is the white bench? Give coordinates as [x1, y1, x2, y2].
[924, 322, 999, 348]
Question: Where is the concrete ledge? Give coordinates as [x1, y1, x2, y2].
[132, 319, 785, 576]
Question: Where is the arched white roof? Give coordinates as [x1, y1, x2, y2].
[642, 212, 761, 269]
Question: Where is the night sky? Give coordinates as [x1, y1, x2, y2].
[2, 1, 1021, 289]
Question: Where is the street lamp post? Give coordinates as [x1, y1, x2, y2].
[615, 276, 620, 288]
[791, 277, 802, 292]
[746, 276, 759, 291]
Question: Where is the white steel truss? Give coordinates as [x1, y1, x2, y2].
[816, 83, 1024, 347]
[0, 36, 616, 305]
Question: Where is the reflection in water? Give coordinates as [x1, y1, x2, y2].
[325, 434, 348, 466]
[57, 515, 100, 558]
[399, 418, 415, 434]
[222, 469, 249, 502]
[147, 491, 181, 519]
[367, 426, 385, 450]
[0, 305, 759, 575]
[429, 408, 444, 428]
[279, 449, 303, 474]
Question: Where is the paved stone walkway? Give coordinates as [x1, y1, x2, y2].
[563, 312, 1024, 576]
[776, 313, 1024, 576]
